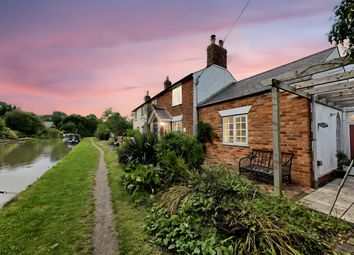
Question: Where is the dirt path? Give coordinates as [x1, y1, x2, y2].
[91, 139, 118, 255]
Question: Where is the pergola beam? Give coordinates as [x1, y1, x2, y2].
[306, 80, 354, 95]
[262, 56, 354, 86]
[292, 70, 354, 89]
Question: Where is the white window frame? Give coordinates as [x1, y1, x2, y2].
[219, 106, 251, 147]
[222, 114, 248, 146]
[172, 121, 183, 132]
[172, 85, 182, 106]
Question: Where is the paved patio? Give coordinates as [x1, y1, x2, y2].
[301, 177, 354, 224]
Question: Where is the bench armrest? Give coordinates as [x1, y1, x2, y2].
[239, 151, 255, 168]
[281, 153, 293, 175]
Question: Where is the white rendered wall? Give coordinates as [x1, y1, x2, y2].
[193, 64, 236, 104]
[315, 103, 342, 176]
[192, 64, 236, 134]
[132, 106, 148, 133]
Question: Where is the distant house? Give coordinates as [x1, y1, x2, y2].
[44, 121, 53, 128]
[132, 35, 236, 136]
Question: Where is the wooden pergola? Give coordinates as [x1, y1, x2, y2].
[261, 56, 354, 195]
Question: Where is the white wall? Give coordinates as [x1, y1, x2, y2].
[192, 64, 236, 134]
[315, 103, 342, 176]
[132, 105, 148, 133]
[193, 65, 236, 104]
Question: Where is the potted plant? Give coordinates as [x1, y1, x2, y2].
[336, 150, 351, 174]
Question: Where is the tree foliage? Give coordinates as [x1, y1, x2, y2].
[328, 0, 354, 58]
[51, 111, 67, 128]
[60, 114, 99, 137]
[0, 102, 17, 116]
[5, 110, 44, 136]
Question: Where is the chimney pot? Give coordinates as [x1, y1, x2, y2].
[210, 34, 216, 44]
[219, 40, 224, 48]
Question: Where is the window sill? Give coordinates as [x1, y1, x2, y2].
[222, 142, 249, 148]
[172, 103, 182, 107]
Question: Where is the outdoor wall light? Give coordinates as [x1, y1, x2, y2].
[318, 122, 328, 128]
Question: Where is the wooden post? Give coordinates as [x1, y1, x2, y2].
[272, 80, 282, 196]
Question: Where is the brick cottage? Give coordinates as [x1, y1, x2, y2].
[133, 36, 344, 188]
[132, 35, 236, 136]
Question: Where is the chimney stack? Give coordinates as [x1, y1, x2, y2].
[164, 76, 172, 89]
[144, 91, 151, 102]
[207, 35, 227, 68]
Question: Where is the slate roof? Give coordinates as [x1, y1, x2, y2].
[153, 107, 172, 121]
[199, 47, 338, 107]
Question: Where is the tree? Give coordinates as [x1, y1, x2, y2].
[328, 0, 354, 58]
[106, 112, 132, 136]
[0, 101, 17, 116]
[51, 111, 67, 128]
[5, 110, 44, 136]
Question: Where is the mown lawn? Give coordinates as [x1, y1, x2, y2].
[96, 140, 165, 255]
[0, 139, 99, 255]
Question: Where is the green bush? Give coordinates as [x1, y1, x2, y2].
[39, 128, 62, 139]
[0, 117, 5, 138]
[5, 110, 44, 136]
[146, 165, 351, 255]
[197, 122, 213, 143]
[94, 123, 110, 140]
[4, 127, 18, 139]
[156, 132, 204, 170]
[118, 132, 157, 165]
[122, 164, 160, 203]
[126, 128, 141, 137]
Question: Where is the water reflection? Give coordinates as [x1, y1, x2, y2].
[0, 139, 71, 207]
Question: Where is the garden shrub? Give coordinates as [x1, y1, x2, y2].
[156, 132, 204, 170]
[157, 151, 193, 186]
[94, 123, 110, 140]
[39, 128, 62, 138]
[197, 121, 213, 143]
[122, 164, 160, 203]
[4, 127, 18, 139]
[118, 132, 157, 165]
[0, 117, 5, 138]
[146, 165, 351, 255]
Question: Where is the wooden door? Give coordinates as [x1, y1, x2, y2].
[350, 125, 354, 159]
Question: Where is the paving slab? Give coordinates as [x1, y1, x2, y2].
[301, 177, 354, 223]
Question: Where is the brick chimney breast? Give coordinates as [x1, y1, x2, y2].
[207, 35, 227, 69]
[164, 76, 172, 89]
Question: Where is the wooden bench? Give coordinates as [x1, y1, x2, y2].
[239, 149, 293, 183]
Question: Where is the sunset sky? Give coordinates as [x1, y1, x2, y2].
[0, 0, 342, 117]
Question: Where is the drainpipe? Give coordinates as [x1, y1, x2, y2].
[193, 76, 200, 135]
[311, 96, 319, 189]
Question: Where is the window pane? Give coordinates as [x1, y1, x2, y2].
[223, 116, 234, 143]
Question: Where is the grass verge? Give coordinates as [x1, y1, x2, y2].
[0, 138, 99, 255]
[95, 140, 165, 255]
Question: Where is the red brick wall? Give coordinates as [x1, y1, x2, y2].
[198, 92, 313, 187]
[156, 79, 194, 135]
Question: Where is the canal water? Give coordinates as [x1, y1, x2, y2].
[0, 139, 71, 207]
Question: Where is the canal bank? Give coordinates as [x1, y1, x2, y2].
[0, 139, 99, 254]
[0, 139, 71, 207]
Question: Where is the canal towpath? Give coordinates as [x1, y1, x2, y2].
[91, 139, 119, 255]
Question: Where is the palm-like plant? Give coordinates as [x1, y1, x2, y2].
[118, 132, 157, 165]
